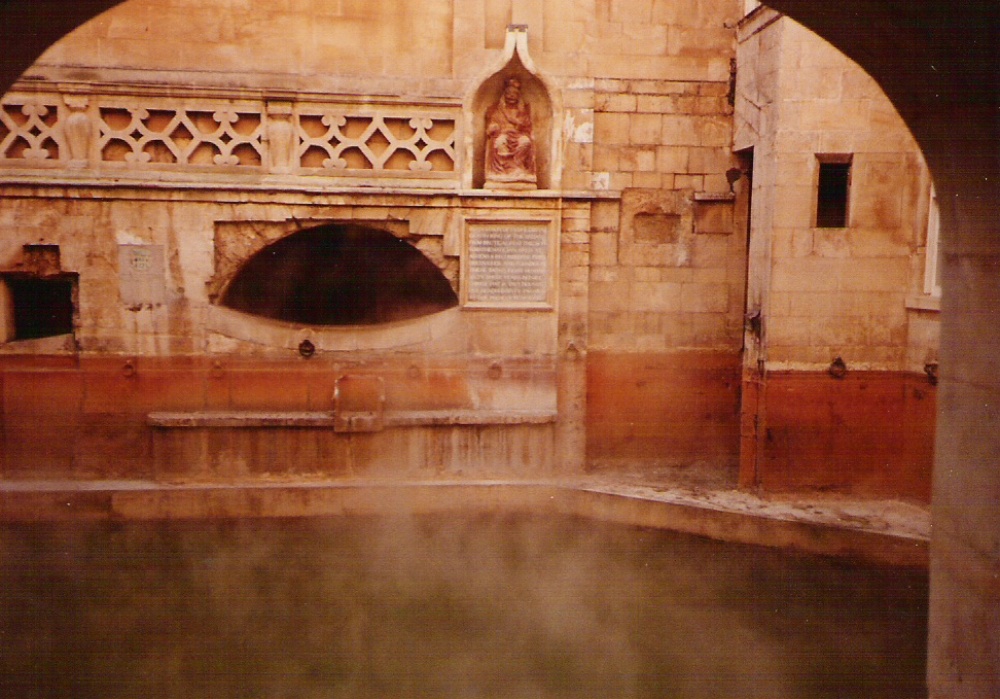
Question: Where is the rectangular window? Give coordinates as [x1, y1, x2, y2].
[3, 276, 76, 340]
[816, 156, 852, 228]
[0, 244, 77, 344]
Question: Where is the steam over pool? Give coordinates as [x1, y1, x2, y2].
[1, 513, 927, 698]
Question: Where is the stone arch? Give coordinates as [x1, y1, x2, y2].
[219, 224, 458, 327]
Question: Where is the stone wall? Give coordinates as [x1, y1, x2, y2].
[0, 0, 936, 498]
[0, 185, 575, 480]
[733, 8, 939, 498]
[0, 0, 753, 483]
[735, 9, 939, 373]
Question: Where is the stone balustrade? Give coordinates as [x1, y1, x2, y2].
[0, 88, 460, 187]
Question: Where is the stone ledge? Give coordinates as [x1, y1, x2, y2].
[692, 191, 735, 202]
[205, 304, 462, 353]
[905, 294, 941, 312]
[384, 409, 557, 426]
[0, 175, 622, 201]
[148, 411, 337, 428]
[147, 409, 557, 428]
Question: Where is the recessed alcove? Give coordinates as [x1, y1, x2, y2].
[471, 54, 553, 190]
[0, 244, 78, 345]
[1, 274, 76, 340]
[219, 224, 458, 327]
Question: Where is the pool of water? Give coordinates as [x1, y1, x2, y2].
[0, 513, 927, 698]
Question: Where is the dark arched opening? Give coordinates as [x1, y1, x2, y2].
[220, 224, 457, 326]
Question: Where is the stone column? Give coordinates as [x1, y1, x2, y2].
[555, 200, 590, 475]
[927, 164, 1000, 698]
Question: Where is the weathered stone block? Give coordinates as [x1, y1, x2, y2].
[694, 201, 733, 234]
[680, 282, 729, 313]
[594, 112, 631, 144]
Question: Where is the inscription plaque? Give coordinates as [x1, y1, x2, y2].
[118, 244, 165, 305]
[466, 224, 550, 307]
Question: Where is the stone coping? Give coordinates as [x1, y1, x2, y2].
[0, 480, 929, 568]
[0, 175, 623, 201]
[905, 294, 941, 312]
[147, 409, 558, 428]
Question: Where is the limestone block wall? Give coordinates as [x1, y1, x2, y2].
[0, 0, 752, 481]
[34, 0, 459, 86]
[735, 10, 939, 374]
[733, 8, 939, 500]
[0, 184, 585, 480]
[6, 0, 937, 497]
[22, 0, 740, 198]
[30, 0, 737, 84]
[586, 76, 747, 471]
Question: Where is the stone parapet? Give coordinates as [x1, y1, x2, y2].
[0, 84, 461, 188]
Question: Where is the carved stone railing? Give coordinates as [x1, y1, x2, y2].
[0, 88, 460, 187]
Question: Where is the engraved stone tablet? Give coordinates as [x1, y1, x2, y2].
[118, 244, 165, 305]
[465, 224, 551, 307]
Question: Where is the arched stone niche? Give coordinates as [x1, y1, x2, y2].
[470, 44, 554, 190]
[205, 218, 462, 351]
[219, 224, 458, 327]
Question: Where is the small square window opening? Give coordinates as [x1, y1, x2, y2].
[6, 277, 76, 340]
[816, 159, 852, 228]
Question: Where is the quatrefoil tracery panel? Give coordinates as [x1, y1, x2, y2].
[0, 91, 462, 186]
[0, 102, 62, 162]
[298, 113, 456, 174]
[97, 107, 265, 167]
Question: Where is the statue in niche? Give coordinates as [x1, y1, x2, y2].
[484, 77, 537, 188]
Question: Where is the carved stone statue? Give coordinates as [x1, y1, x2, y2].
[484, 77, 537, 188]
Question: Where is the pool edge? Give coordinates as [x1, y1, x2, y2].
[0, 480, 929, 568]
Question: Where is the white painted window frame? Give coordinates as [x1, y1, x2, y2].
[923, 184, 942, 298]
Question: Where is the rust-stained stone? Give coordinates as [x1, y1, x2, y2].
[586, 350, 741, 469]
[755, 371, 934, 502]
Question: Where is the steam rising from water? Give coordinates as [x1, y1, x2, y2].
[0, 513, 926, 698]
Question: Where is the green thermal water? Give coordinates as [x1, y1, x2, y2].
[0, 513, 927, 698]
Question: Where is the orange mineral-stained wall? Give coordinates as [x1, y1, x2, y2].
[0, 0, 936, 500]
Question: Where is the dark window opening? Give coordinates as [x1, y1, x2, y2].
[816, 158, 852, 228]
[5, 275, 76, 340]
[221, 224, 458, 326]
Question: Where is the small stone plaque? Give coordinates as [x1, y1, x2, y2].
[119, 244, 165, 305]
[465, 223, 551, 307]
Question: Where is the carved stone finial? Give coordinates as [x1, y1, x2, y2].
[502, 24, 535, 73]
